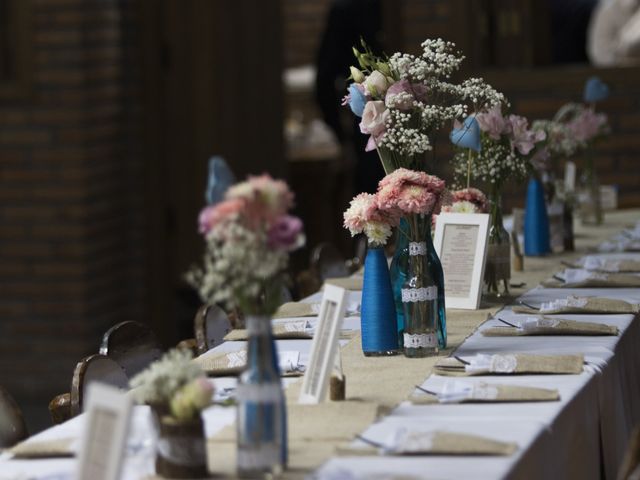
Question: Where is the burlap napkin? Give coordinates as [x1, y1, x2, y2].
[409, 383, 559, 404]
[9, 438, 75, 458]
[273, 301, 318, 319]
[541, 273, 640, 288]
[568, 258, 640, 273]
[324, 277, 363, 291]
[224, 322, 312, 341]
[193, 350, 303, 377]
[513, 296, 640, 315]
[337, 430, 517, 456]
[482, 317, 618, 337]
[433, 354, 584, 377]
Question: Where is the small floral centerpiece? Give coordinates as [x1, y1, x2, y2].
[343, 192, 400, 248]
[188, 174, 304, 315]
[440, 188, 488, 214]
[187, 174, 302, 477]
[452, 106, 545, 296]
[130, 349, 213, 478]
[344, 39, 504, 173]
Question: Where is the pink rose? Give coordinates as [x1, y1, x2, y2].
[384, 80, 428, 111]
[360, 101, 389, 152]
[476, 106, 509, 140]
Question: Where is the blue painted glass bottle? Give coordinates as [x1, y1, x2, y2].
[389, 217, 447, 350]
[236, 315, 287, 477]
[360, 246, 399, 356]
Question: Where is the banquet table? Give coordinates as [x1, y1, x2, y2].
[2, 209, 640, 480]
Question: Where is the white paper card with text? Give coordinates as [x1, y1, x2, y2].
[434, 213, 490, 309]
[76, 383, 133, 480]
[299, 284, 347, 404]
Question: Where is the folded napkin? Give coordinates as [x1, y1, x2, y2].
[194, 350, 304, 377]
[224, 320, 313, 341]
[338, 429, 517, 456]
[434, 354, 584, 377]
[570, 256, 640, 273]
[9, 438, 75, 459]
[273, 301, 319, 319]
[513, 295, 640, 315]
[482, 316, 618, 337]
[410, 381, 559, 404]
[541, 269, 640, 288]
[598, 238, 640, 253]
[324, 276, 363, 291]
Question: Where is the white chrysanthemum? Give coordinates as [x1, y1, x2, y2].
[450, 200, 479, 214]
[364, 221, 393, 246]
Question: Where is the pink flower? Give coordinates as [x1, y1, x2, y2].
[267, 215, 303, 251]
[360, 101, 389, 152]
[226, 174, 294, 222]
[384, 80, 428, 111]
[509, 114, 546, 155]
[343, 192, 399, 245]
[476, 106, 509, 140]
[198, 198, 245, 234]
[530, 146, 551, 172]
[567, 109, 608, 143]
[450, 188, 488, 212]
[375, 168, 445, 216]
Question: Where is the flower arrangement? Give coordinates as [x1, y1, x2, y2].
[188, 174, 305, 316]
[441, 188, 488, 214]
[452, 106, 545, 190]
[344, 39, 504, 172]
[130, 349, 213, 423]
[344, 168, 446, 244]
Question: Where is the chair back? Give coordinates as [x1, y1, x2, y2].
[70, 354, 129, 416]
[310, 242, 349, 281]
[194, 304, 232, 354]
[99, 321, 162, 378]
[0, 386, 27, 448]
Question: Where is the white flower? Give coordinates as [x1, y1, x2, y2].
[363, 70, 390, 96]
[360, 101, 388, 136]
[364, 221, 393, 246]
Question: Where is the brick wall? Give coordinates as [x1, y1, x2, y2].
[0, 0, 142, 429]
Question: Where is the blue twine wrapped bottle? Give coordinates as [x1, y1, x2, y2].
[524, 176, 551, 256]
[360, 246, 399, 356]
[236, 315, 287, 477]
[390, 216, 447, 350]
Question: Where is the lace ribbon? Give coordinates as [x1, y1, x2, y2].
[401, 286, 437, 302]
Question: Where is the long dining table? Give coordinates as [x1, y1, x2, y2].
[1, 209, 640, 480]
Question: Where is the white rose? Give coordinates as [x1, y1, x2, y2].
[359, 101, 388, 136]
[363, 70, 389, 96]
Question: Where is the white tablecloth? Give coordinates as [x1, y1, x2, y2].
[2, 250, 639, 480]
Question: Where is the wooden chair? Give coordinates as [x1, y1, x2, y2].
[0, 386, 27, 448]
[99, 321, 163, 378]
[310, 242, 349, 281]
[70, 354, 129, 417]
[194, 304, 233, 355]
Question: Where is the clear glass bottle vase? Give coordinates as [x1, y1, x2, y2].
[578, 153, 603, 225]
[236, 315, 287, 478]
[401, 240, 439, 357]
[484, 187, 511, 298]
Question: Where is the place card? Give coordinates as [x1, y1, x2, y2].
[433, 213, 490, 309]
[299, 284, 347, 404]
[76, 383, 133, 480]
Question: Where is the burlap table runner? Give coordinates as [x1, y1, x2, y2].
[224, 323, 312, 342]
[482, 318, 618, 336]
[409, 383, 560, 404]
[324, 277, 363, 291]
[273, 302, 318, 319]
[434, 354, 584, 377]
[9, 438, 75, 459]
[541, 273, 640, 288]
[513, 297, 640, 315]
[336, 430, 517, 456]
[204, 307, 495, 478]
